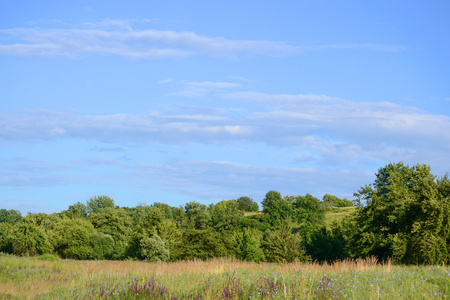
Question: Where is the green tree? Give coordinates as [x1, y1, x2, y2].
[261, 191, 293, 227]
[86, 195, 115, 215]
[0, 223, 13, 254]
[293, 194, 326, 226]
[263, 219, 309, 263]
[184, 201, 211, 229]
[61, 202, 88, 219]
[153, 203, 174, 219]
[11, 222, 52, 256]
[209, 200, 244, 230]
[323, 194, 354, 208]
[353, 162, 450, 264]
[140, 234, 170, 262]
[89, 207, 131, 259]
[0, 209, 22, 224]
[52, 218, 94, 259]
[127, 207, 181, 260]
[235, 227, 265, 262]
[178, 228, 229, 260]
[237, 196, 259, 212]
[89, 232, 115, 259]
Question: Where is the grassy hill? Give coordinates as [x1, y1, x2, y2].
[324, 206, 357, 228]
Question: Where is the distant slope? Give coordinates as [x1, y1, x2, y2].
[325, 206, 357, 227]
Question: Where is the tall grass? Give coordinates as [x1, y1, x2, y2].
[0, 253, 448, 299]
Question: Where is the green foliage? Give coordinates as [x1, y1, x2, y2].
[140, 234, 170, 262]
[0, 209, 22, 224]
[89, 232, 115, 259]
[304, 225, 345, 262]
[153, 203, 174, 219]
[89, 207, 131, 259]
[184, 201, 211, 229]
[0, 223, 13, 254]
[352, 162, 450, 264]
[178, 228, 229, 260]
[237, 196, 259, 212]
[52, 218, 94, 259]
[86, 195, 116, 215]
[323, 194, 354, 208]
[2, 164, 449, 266]
[235, 227, 265, 262]
[11, 222, 52, 256]
[261, 191, 293, 227]
[61, 202, 88, 219]
[293, 193, 326, 226]
[209, 200, 244, 230]
[263, 219, 309, 263]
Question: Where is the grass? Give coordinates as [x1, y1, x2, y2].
[1, 253, 449, 299]
[324, 206, 357, 228]
[244, 211, 262, 217]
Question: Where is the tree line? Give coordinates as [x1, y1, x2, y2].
[1, 162, 449, 265]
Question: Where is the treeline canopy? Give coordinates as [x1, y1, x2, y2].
[1, 162, 449, 265]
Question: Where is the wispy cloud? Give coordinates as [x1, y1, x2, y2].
[0, 20, 406, 59]
[120, 159, 374, 201]
[0, 20, 297, 59]
[1, 91, 449, 171]
[160, 79, 241, 97]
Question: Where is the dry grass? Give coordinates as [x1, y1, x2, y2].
[243, 211, 262, 217]
[0, 254, 400, 299]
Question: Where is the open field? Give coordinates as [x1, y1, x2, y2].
[324, 206, 357, 228]
[0, 254, 449, 299]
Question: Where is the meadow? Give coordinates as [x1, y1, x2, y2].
[0, 253, 448, 299]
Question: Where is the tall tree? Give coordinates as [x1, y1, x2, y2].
[184, 201, 211, 230]
[261, 191, 293, 227]
[86, 195, 116, 215]
[353, 162, 450, 264]
[263, 219, 309, 263]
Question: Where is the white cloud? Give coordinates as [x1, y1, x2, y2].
[0, 23, 297, 59]
[163, 79, 241, 97]
[1, 91, 449, 172]
[0, 20, 406, 59]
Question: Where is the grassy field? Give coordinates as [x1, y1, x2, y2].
[1, 254, 449, 299]
[324, 206, 357, 228]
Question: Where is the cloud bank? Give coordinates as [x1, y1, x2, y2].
[1, 92, 449, 170]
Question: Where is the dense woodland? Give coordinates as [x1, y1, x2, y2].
[1, 162, 449, 265]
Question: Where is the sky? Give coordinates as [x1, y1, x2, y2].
[1, 1, 450, 214]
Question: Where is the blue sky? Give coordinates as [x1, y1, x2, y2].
[1, 1, 449, 214]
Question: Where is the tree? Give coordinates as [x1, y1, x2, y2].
[61, 202, 88, 219]
[352, 162, 450, 264]
[0, 209, 22, 224]
[52, 218, 94, 259]
[209, 200, 244, 230]
[140, 234, 170, 262]
[177, 228, 229, 260]
[293, 194, 326, 226]
[237, 196, 259, 212]
[86, 195, 115, 215]
[153, 203, 174, 219]
[89, 232, 115, 260]
[184, 201, 211, 229]
[263, 219, 309, 263]
[0, 223, 13, 254]
[235, 227, 265, 262]
[261, 191, 293, 227]
[11, 222, 52, 256]
[323, 194, 354, 208]
[89, 207, 131, 259]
